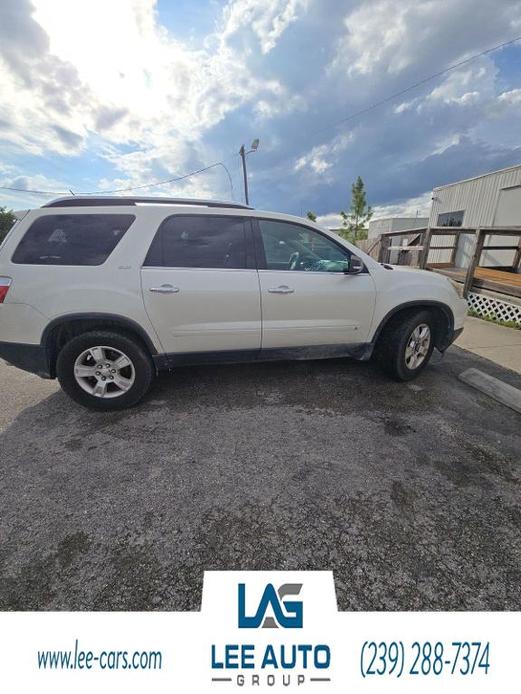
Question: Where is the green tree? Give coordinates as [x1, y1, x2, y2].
[0, 207, 16, 244]
[306, 210, 317, 222]
[338, 176, 372, 242]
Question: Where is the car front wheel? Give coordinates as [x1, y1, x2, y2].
[56, 330, 154, 410]
[376, 310, 435, 381]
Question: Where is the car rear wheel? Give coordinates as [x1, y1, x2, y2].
[56, 331, 154, 410]
[376, 310, 435, 381]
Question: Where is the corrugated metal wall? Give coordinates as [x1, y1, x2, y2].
[389, 217, 429, 232]
[368, 217, 428, 238]
[368, 218, 392, 239]
[428, 165, 521, 267]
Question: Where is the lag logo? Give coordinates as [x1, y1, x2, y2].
[238, 583, 303, 629]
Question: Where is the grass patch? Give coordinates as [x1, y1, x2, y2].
[467, 308, 520, 330]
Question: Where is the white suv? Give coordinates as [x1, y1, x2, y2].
[0, 196, 466, 410]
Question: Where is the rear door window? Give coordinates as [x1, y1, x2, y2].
[144, 215, 249, 269]
[12, 214, 135, 265]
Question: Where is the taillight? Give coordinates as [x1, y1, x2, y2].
[0, 277, 12, 303]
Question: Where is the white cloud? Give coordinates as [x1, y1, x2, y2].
[0, 0, 91, 154]
[254, 86, 305, 119]
[317, 191, 433, 229]
[331, 0, 519, 75]
[220, 0, 309, 54]
[294, 133, 353, 176]
[0, 166, 70, 207]
[29, 0, 297, 143]
[371, 191, 433, 218]
[394, 100, 416, 114]
[430, 134, 461, 155]
[393, 72, 486, 115]
[426, 67, 490, 106]
[316, 212, 343, 228]
[331, 0, 417, 77]
[96, 142, 232, 198]
[497, 88, 521, 105]
[295, 146, 332, 174]
[0, 0, 304, 195]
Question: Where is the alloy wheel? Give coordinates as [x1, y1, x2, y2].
[73, 345, 135, 398]
[404, 323, 431, 370]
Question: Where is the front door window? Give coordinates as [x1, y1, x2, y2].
[257, 219, 350, 273]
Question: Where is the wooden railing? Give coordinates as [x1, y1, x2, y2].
[377, 227, 428, 265]
[462, 228, 521, 297]
[376, 226, 521, 298]
[363, 237, 381, 259]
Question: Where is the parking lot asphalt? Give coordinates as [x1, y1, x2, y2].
[0, 346, 520, 612]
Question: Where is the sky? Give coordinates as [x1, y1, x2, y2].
[1, 0, 521, 226]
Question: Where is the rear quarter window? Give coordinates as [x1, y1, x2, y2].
[11, 214, 135, 265]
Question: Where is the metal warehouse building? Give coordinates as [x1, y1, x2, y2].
[429, 164, 521, 268]
[368, 216, 429, 239]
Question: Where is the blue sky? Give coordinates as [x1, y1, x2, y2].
[1, 0, 521, 225]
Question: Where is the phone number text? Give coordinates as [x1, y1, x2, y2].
[360, 641, 490, 678]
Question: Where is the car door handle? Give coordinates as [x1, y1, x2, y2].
[149, 284, 180, 294]
[268, 285, 295, 294]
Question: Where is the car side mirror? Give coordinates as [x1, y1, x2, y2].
[345, 254, 364, 274]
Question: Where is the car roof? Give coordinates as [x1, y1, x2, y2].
[42, 196, 253, 210]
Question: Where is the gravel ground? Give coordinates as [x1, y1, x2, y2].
[0, 347, 520, 611]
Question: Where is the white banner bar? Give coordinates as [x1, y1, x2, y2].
[0, 571, 516, 692]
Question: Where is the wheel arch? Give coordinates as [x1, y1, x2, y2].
[372, 300, 455, 352]
[42, 313, 158, 377]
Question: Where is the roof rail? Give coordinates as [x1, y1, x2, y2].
[42, 196, 253, 210]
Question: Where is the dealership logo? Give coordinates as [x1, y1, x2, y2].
[238, 583, 303, 629]
[210, 576, 331, 687]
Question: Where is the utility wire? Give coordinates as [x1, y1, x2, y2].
[85, 160, 235, 198]
[0, 160, 236, 198]
[1, 34, 520, 198]
[306, 34, 521, 141]
[0, 185, 67, 195]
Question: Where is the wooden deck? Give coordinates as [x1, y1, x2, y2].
[377, 226, 521, 299]
[430, 265, 521, 298]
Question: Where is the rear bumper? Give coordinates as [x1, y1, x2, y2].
[0, 341, 52, 378]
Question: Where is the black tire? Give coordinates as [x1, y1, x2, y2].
[375, 310, 435, 381]
[56, 330, 154, 410]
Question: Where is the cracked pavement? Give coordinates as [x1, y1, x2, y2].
[0, 346, 520, 611]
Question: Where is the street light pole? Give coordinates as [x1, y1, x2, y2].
[239, 144, 249, 206]
[238, 139, 259, 206]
